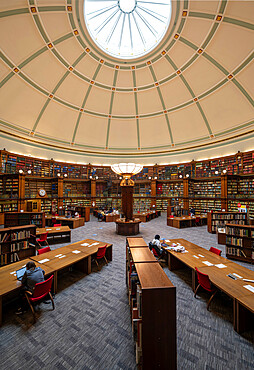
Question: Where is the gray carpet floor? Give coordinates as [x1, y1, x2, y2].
[0, 213, 253, 370]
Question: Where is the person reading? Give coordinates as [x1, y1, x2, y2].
[16, 261, 45, 315]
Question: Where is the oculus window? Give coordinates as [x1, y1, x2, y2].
[84, 0, 172, 59]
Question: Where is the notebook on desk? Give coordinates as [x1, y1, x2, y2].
[16, 267, 26, 281]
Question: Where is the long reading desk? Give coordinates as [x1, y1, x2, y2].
[0, 239, 112, 325]
[45, 215, 85, 229]
[36, 226, 71, 244]
[163, 239, 254, 333]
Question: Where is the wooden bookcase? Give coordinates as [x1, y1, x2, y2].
[207, 211, 248, 234]
[225, 224, 254, 264]
[0, 224, 36, 266]
[126, 239, 176, 369]
[4, 212, 45, 228]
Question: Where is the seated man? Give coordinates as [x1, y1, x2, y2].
[149, 234, 165, 257]
[16, 261, 45, 315]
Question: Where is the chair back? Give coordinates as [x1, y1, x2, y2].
[38, 246, 51, 255]
[96, 245, 107, 260]
[30, 275, 53, 302]
[151, 247, 160, 258]
[195, 217, 201, 223]
[53, 224, 61, 227]
[38, 232, 48, 242]
[209, 247, 222, 256]
[195, 267, 213, 292]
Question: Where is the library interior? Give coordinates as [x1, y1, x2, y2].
[0, 0, 253, 369]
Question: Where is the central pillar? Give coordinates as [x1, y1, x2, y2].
[121, 185, 133, 221]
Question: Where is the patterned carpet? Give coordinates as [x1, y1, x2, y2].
[0, 213, 253, 370]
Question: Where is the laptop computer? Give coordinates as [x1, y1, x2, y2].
[16, 267, 26, 281]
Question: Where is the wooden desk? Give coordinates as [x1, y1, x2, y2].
[67, 239, 113, 274]
[115, 218, 141, 235]
[126, 237, 148, 248]
[130, 248, 157, 263]
[133, 211, 160, 222]
[167, 216, 207, 228]
[30, 246, 90, 293]
[163, 239, 254, 333]
[36, 226, 71, 244]
[0, 259, 54, 326]
[45, 215, 85, 229]
[105, 214, 118, 222]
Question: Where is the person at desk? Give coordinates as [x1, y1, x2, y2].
[190, 207, 196, 216]
[74, 211, 79, 218]
[66, 210, 72, 218]
[149, 234, 165, 257]
[16, 261, 45, 315]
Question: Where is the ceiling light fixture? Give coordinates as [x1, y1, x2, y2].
[111, 163, 143, 186]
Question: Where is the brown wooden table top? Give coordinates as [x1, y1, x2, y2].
[172, 216, 207, 221]
[135, 263, 174, 289]
[45, 215, 84, 222]
[30, 246, 89, 271]
[198, 263, 254, 302]
[131, 248, 157, 263]
[0, 259, 54, 296]
[162, 239, 228, 268]
[127, 237, 147, 248]
[67, 239, 112, 255]
[36, 226, 71, 235]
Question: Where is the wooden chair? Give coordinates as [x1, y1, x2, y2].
[195, 216, 201, 226]
[53, 224, 61, 227]
[209, 247, 222, 256]
[194, 267, 217, 310]
[94, 245, 108, 268]
[24, 275, 54, 323]
[38, 246, 51, 255]
[36, 232, 49, 248]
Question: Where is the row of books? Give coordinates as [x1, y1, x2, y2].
[10, 241, 29, 252]
[10, 230, 31, 240]
[226, 247, 247, 258]
[0, 252, 20, 266]
[226, 236, 243, 247]
[225, 227, 249, 237]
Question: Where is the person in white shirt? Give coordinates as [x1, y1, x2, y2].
[150, 234, 164, 256]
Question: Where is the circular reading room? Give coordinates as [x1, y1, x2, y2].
[0, 1, 253, 369]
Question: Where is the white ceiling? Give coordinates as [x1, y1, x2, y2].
[0, 0, 253, 165]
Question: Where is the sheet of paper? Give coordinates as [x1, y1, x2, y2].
[46, 228, 52, 231]
[198, 254, 204, 257]
[202, 261, 213, 266]
[81, 243, 89, 246]
[243, 285, 254, 293]
[165, 239, 170, 242]
[72, 250, 81, 254]
[215, 264, 227, 269]
[90, 242, 99, 246]
[193, 255, 199, 259]
[182, 250, 188, 253]
[10, 271, 16, 275]
[38, 258, 50, 263]
[55, 254, 62, 258]
[232, 273, 243, 279]
[56, 228, 61, 230]
[243, 279, 254, 283]
[59, 255, 66, 259]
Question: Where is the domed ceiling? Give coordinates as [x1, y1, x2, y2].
[0, 0, 253, 164]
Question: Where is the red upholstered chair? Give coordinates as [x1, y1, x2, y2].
[94, 245, 108, 268]
[25, 275, 54, 323]
[38, 246, 51, 255]
[53, 224, 61, 227]
[194, 267, 217, 310]
[209, 247, 222, 256]
[195, 216, 201, 226]
[51, 217, 57, 226]
[36, 232, 49, 248]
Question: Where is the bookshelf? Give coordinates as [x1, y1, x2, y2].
[4, 212, 45, 228]
[133, 198, 151, 213]
[134, 181, 151, 197]
[63, 179, 90, 198]
[126, 240, 176, 369]
[207, 211, 248, 234]
[0, 224, 36, 266]
[225, 224, 254, 263]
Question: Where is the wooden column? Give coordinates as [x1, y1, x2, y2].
[91, 179, 96, 207]
[18, 174, 26, 211]
[221, 175, 228, 211]
[183, 179, 189, 211]
[150, 179, 156, 208]
[121, 185, 133, 221]
[57, 177, 63, 209]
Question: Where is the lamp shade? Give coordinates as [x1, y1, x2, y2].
[111, 163, 143, 176]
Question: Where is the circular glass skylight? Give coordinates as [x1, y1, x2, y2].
[84, 0, 172, 59]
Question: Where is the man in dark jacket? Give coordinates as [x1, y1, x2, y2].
[16, 261, 45, 314]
